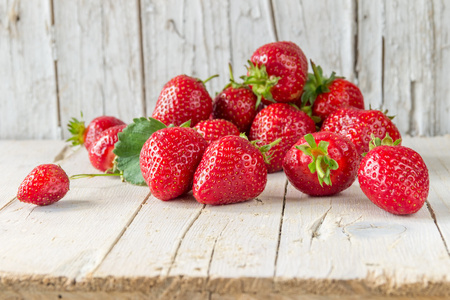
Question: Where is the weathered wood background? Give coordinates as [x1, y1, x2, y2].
[1, 0, 449, 139]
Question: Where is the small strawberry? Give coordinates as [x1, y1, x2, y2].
[194, 119, 240, 144]
[212, 65, 258, 133]
[17, 164, 70, 206]
[283, 132, 359, 196]
[249, 103, 316, 173]
[67, 114, 125, 150]
[242, 41, 308, 106]
[358, 135, 429, 215]
[321, 107, 401, 156]
[89, 124, 127, 172]
[152, 74, 217, 127]
[193, 135, 279, 205]
[300, 61, 364, 122]
[140, 126, 208, 201]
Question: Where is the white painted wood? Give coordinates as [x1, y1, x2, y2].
[382, 1, 435, 136]
[403, 136, 450, 253]
[53, 0, 144, 139]
[356, 1, 383, 109]
[272, 0, 356, 80]
[0, 147, 149, 281]
[0, 140, 67, 208]
[141, 0, 233, 115]
[0, 0, 59, 139]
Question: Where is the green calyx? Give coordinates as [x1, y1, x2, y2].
[367, 133, 402, 152]
[301, 60, 343, 107]
[201, 74, 219, 85]
[242, 133, 281, 164]
[296, 133, 339, 187]
[66, 112, 86, 146]
[241, 60, 280, 108]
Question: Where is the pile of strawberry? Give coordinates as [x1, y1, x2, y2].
[17, 41, 429, 216]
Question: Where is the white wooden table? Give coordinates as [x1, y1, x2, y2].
[0, 137, 449, 299]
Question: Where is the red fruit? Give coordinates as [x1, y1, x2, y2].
[301, 61, 364, 122]
[17, 164, 70, 206]
[249, 103, 316, 173]
[140, 127, 208, 201]
[358, 135, 429, 215]
[89, 124, 127, 172]
[213, 86, 258, 133]
[283, 132, 359, 196]
[152, 75, 216, 127]
[321, 107, 401, 156]
[243, 41, 308, 105]
[193, 135, 268, 205]
[67, 115, 125, 150]
[194, 119, 240, 144]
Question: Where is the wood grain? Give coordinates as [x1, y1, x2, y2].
[53, 0, 144, 138]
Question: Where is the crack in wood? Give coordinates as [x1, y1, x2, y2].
[167, 204, 206, 276]
[86, 192, 152, 277]
[426, 200, 450, 257]
[268, 0, 279, 41]
[136, 0, 147, 116]
[206, 219, 230, 282]
[272, 180, 288, 282]
[310, 206, 332, 245]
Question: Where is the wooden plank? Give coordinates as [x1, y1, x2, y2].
[431, 0, 450, 136]
[0, 147, 149, 282]
[141, 0, 233, 115]
[0, 140, 67, 209]
[272, 0, 356, 80]
[275, 140, 450, 296]
[91, 172, 286, 296]
[53, 0, 144, 139]
[356, 1, 383, 109]
[383, 0, 435, 136]
[0, 0, 59, 139]
[228, 0, 278, 79]
[403, 136, 450, 255]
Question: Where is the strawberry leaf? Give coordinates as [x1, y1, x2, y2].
[113, 117, 166, 185]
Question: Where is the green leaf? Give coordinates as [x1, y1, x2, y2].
[113, 117, 167, 185]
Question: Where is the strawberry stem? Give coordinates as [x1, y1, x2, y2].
[69, 173, 122, 180]
[202, 74, 219, 84]
[296, 133, 339, 187]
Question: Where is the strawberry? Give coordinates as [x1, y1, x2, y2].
[301, 61, 364, 122]
[193, 135, 278, 205]
[321, 107, 401, 156]
[17, 164, 70, 206]
[358, 135, 429, 215]
[89, 124, 127, 172]
[249, 103, 316, 173]
[67, 114, 125, 150]
[140, 126, 208, 201]
[242, 41, 308, 106]
[194, 119, 240, 144]
[152, 74, 217, 127]
[212, 65, 258, 133]
[283, 132, 359, 196]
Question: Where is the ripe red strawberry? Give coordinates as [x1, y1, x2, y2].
[301, 61, 364, 122]
[194, 119, 240, 144]
[67, 114, 125, 150]
[242, 41, 308, 106]
[321, 107, 401, 156]
[358, 135, 429, 215]
[193, 135, 274, 205]
[152, 74, 217, 127]
[249, 103, 316, 173]
[283, 132, 359, 196]
[140, 126, 208, 201]
[89, 124, 127, 172]
[212, 65, 258, 133]
[17, 164, 70, 206]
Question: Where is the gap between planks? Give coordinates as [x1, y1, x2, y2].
[272, 179, 288, 283]
[87, 192, 152, 277]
